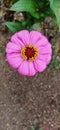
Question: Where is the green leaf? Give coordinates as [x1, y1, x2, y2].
[39, 128, 43, 130]
[5, 21, 24, 33]
[49, 0, 60, 31]
[10, 0, 39, 19]
[31, 126, 35, 130]
[31, 23, 42, 31]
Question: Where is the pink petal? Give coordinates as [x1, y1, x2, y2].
[28, 62, 37, 76]
[17, 30, 30, 45]
[18, 61, 36, 76]
[30, 30, 42, 45]
[6, 42, 21, 53]
[39, 44, 52, 54]
[38, 54, 52, 65]
[6, 53, 23, 68]
[34, 59, 47, 72]
[33, 38, 50, 47]
[18, 60, 29, 76]
[11, 33, 24, 47]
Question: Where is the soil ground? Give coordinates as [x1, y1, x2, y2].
[0, 31, 60, 130]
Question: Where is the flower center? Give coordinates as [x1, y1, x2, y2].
[25, 47, 35, 59]
[21, 44, 39, 61]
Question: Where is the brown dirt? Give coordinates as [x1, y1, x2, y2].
[0, 31, 60, 130]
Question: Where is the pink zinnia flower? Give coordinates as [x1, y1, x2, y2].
[6, 30, 52, 76]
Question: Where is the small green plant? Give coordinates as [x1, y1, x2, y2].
[5, 0, 60, 33]
[49, 0, 60, 31]
[31, 126, 43, 130]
